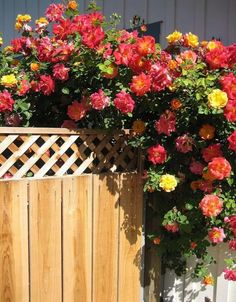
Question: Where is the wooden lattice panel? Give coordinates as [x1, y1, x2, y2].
[0, 128, 138, 179]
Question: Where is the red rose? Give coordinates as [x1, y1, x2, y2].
[155, 110, 176, 136]
[114, 43, 134, 66]
[208, 157, 231, 180]
[224, 269, 236, 281]
[82, 26, 105, 49]
[201, 144, 223, 162]
[67, 101, 88, 121]
[224, 99, 236, 122]
[205, 47, 229, 69]
[113, 91, 135, 114]
[147, 144, 167, 165]
[220, 73, 236, 99]
[39, 75, 55, 96]
[227, 131, 236, 152]
[0, 90, 14, 112]
[229, 239, 236, 250]
[53, 63, 70, 81]
[227, 43, 236, 67]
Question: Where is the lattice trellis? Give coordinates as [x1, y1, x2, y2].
[0, 128, 139, 179]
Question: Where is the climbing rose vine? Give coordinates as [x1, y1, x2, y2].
[0, 0, 235, 284]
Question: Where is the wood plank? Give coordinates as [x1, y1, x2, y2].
[62, 176, 92, 302]
[93, 173, 119, 302]
[0, 180, 29, 302]
[0, 127, 129, 135]
[29, 178, 62, 302]
[118, 173, 143, 302]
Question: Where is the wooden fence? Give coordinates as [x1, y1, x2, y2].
[0, 173, 143, 302]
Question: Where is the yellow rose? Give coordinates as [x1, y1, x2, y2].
[159, 174, 178, 192]
[3, 46, 13, 54]
[184, 32, 199, 48]
[15, 22, 23, 31]
[0, 37, 3, 46]
[166, 31, 183, 44]
[132, 120, 146, 134]
[35, 17, 49, 25]
[16, 14, 31, 23]
[1, 74, 17, 88]
[208, 89, 228, 108]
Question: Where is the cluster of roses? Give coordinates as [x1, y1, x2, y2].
[144, 31, 236, 283]
[0, 1, 235, 283]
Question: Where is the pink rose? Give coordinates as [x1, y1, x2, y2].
[208, 227, 226, 243]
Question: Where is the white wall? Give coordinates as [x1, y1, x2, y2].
[0, 0, 236, 46]
[161, 244, 236, 302]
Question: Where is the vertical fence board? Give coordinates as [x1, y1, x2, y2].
[93, 174, 119, 302]
[0, 180, 29, 302]
[29, 179, 62, 302]
[118, 173, 143, 302]
[63, 176, 92, 302]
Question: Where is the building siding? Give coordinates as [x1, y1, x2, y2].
[161, 244, 236, 302]
[0, 0, 236, 46]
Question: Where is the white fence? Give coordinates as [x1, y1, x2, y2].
[160, 244, 236, 302]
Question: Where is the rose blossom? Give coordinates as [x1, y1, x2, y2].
[45, 3, 65, 22]
[208, 227, 226, 243]
[224, 99, 236, 122]
[205, 47, 229, 69]
[39, 75, 55, 96]
[227, 43, 236, 67]
[53, 63, 70, 81]
[130, 72, 151, 96]
[220, 73, 236, 99]
[227, 131, 236, 152]
[199, 194, 223, 217]
[229, 239, 236, 250]
[228, 215, 236, 236]
[61, 120, 77, 129]
[189, 161, 204, 175]
[224, 269, 236, 281]
[67, 101, 88, 121]
[176, 134, 194, 153]
[150, 63, 172, 92]
[164, 222, 179, 233]
[201, 144, 223, 162]
[113, 91, 135, 114]
[90, 89, 110, 110]
[208, 157, 231, 180]
[0, 90, 14, 112]
[155, 110, 176, 136]
[147, 144, 167, 165]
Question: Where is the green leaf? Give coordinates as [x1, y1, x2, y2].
[62, 87, 70, 95]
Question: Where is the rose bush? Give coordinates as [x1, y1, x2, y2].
[0, 0, 235, 284]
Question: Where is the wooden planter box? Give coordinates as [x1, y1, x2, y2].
[0, 128, 144, 302]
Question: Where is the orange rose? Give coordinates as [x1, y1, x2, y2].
[199, 124, 215, 140]
[67, 1, 78, 10]
[171, 98, 182, 110]
[203, 275, 214, 286]
[153, 237, 161, 245]
[30, 63, 40, 72]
